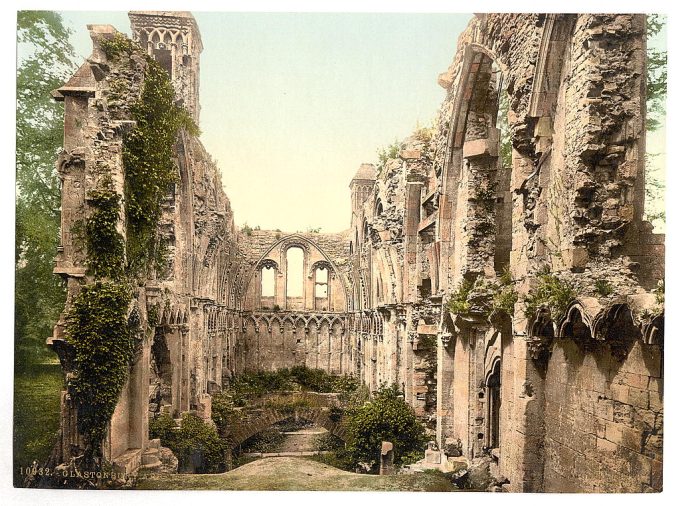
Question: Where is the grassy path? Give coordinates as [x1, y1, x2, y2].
[135, 456, 459, 491]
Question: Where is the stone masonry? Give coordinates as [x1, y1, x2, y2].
[50, 12, 663, 492]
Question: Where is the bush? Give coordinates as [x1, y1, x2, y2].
[226, 367, 359, 401]
[149, 413, 177, 444]
[343, 384, 426, 471]
[524, 269, 577, 321]
[149, 413, 227, 473]
[211, 392, 243, 435]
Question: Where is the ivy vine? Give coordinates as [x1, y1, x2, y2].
[122, 53, 198, 276]
[85, 187, 125, 280]
[63, 32, 199, 460]
[65, 281, 133, 457]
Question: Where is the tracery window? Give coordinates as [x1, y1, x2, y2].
[286, 247, 304, 298]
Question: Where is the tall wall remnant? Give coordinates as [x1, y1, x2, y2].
[342, 13, 664, 493]
[49, 11, 663, 492]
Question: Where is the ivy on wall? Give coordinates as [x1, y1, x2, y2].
[122, 47, 198, 275]
[64, 32, 198, 460]
[85, 187, 125, 280]
[65, 281, 133, 456]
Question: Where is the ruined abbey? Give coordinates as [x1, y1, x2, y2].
[48, 11, 664, 492]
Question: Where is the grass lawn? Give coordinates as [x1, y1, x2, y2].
[135, 456, 460, 492]
[13, 362, 63, 487]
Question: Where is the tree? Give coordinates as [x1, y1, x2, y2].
[645, 14, 667, 226]
[343, 384, 426, 471]
[15, 11, 76, 365]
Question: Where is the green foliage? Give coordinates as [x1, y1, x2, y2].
[99, 32, 137, 60]
[447, 272, 517, 318]
[594, 279, 613, 297]
[151, 413, 227, 473]
[119, 47, 198, 276]
[242, 223, 253, 236]
[226, 367, 359, 405]
[523, 270, 576, 321]
[65, 282, 134, 456]
[645, 15, 667, 229]
[646, 14, 667, 133]
[149, 413, 178, 443]
[343, 384, 426, 471]
[85, 188, 125, 280]
[653, 279, 664, 306]
[376, 140, 401, 175]
[13, 363, 63, 486]
[210, 392, 244, 435]
[497, 90, 512, 169]
[306, 227, 322, 233]
[311, 433, 355, 471]
[446, 279, 473, 314]
[16, 11, 75, 364]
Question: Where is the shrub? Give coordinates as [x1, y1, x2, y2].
[343, 384, 426, 471]
[149, 413, 226, 473]
[524, 269, 577, 321]
[149, 413, 177, 445]
[210, 392, 243, 435]
[446, 279, 474, 314]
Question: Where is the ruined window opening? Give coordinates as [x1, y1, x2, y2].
[349, 241, 353, 254]
[486, 360, 501, 449]
[314, 266, 328, 298]
[419, 277, 432, 298]
[286, 247, 304, 298]
[261, 265, 275, 298]
[154, 47, 173, 77]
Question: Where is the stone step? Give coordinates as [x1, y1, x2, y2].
[141, 460, 162, 472]
[142, 449, 160, 465]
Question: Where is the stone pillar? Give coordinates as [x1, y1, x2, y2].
[436, 331, 455, 448]
[379, 441, 395, 475]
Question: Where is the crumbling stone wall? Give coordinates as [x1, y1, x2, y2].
[49, 11, 663, 491]
[50, 13, 246, 476]
[237, 230, 353, 374]
[345, 13, 663, 493]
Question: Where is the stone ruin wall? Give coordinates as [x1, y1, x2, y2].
[49, 17, 248, 474]
[236, 229, 354, 374]
[48, 11, 664, 492]
[343, 13, 664, 492]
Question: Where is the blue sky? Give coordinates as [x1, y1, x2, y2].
[60, 11, 472, 232]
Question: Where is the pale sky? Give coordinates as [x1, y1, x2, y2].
[60, 11, 472, 233]
[58, 11, 666, 233]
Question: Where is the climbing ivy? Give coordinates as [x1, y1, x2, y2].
[85, 187, 125, 280]
[64, 32, 199, 460]
[65, 281, 134, 457]
[123, 56, 198, 275]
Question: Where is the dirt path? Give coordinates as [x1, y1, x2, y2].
[135, 456, 458, 491]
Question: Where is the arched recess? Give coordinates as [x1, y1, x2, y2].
[239, 234, 350, 312]
[439, 45, 512, 284]
[258, 259, 278, 310]
[485, 358, 501, 450]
